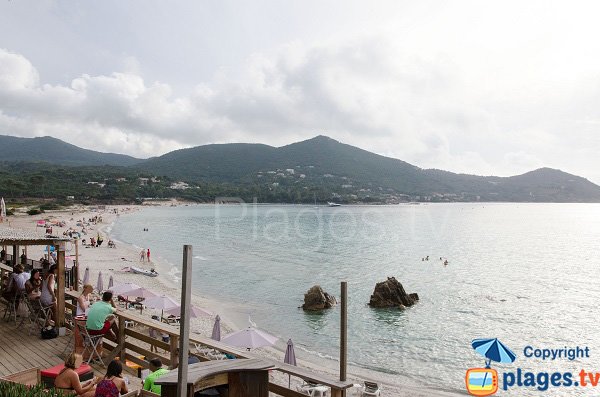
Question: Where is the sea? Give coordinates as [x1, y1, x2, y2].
[111, 203, 600, 396]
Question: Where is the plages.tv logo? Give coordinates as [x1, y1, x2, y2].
[466, 338, 517, 396]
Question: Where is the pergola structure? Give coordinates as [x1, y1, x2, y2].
[0, 227, 73, 327]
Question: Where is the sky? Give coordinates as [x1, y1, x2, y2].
[1, 0, 600, 183]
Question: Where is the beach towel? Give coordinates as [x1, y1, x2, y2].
[95, 379, 120, 397]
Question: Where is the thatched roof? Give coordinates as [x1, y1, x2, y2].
[0, 227, 71, 245]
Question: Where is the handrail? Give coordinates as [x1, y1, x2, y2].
[62, 294, 353, 397]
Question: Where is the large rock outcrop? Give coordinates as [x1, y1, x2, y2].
[302, 285, 337, 311]
[368, 277, 419, 309]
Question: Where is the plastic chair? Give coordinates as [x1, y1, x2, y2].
[361, 381, 381, 397]
[75, 321, 105, 367]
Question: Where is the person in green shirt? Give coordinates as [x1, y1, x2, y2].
[86, 291, 118, 340]
[143, 358, 169, 394]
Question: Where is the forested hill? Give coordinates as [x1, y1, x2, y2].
[0, 135, 142, 166]
[1, 134, 599, 203]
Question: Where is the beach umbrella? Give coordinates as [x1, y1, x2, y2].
[166, 305, 212, 319]
[211, 315, 221, 341]
[143, 295, 179, 319]
[124, 287, 158, 299]
[108, 275, 114, 290]
[96, 271, 104, 292]
[222, 327, 278, 350]
[0, 197, 6, 221]
[471, 338, 516, 389]
[471, 338, 516, 365]
[110, 282, 142, 295]
[82, 267, 90, 285]
[284, 339, 297, 387]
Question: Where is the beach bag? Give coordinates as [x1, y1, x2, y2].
[41, 326, 58, 339]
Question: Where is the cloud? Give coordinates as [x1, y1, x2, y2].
[0, 37, 599, 184]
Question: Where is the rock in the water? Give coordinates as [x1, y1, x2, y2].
[368, 277, 419, 308]
[302, 285, 337, 311]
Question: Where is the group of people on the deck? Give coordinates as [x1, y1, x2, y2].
[55, 353, 168, 396]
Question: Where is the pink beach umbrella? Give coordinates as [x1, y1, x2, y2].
[211, 315, 221, 341]
[166, 305, 212, 319]
[124, 287, 158, 299]
[108, 275, 114, 290]
[143, 295, 179, 319]
[221, 326, 278, 350]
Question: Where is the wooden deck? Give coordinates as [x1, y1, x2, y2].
[0, 313, 142, 391]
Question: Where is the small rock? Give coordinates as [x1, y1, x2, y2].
[368, 277, 419, 308]
[302, 285, 337, 311]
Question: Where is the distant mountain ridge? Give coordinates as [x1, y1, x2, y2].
[1, 134, 599, 202]
[0, 135, 142, 166]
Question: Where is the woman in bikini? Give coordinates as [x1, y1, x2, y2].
[54, 353, 98, 397]
[94, 360, 128, 397]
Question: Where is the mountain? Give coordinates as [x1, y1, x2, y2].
[137, 135, 600, 202]
[1, 134, 599, 202]
[0, 135, 142, 166]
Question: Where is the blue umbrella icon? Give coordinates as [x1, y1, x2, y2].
[472, 338, 516, 389]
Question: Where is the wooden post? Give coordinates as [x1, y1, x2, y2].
[56, 243, 66, 327]
[12, 244, 18, 265]
[74, 239, 80, 291]
[169, 335, 179, 370]
[340, 281, 347, 387]
[177, 245, 193, 397]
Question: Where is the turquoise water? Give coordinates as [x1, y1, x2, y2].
[112, 203, 600, 395]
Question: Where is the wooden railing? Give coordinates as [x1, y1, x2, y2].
[61, 295, 352, 397]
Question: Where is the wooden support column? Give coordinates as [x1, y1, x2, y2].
[340, 281, 347, 397]
[12, 244, 18, 265]
[74, 239, 80, 291]
[56, 243, 66, 327]
[177, 245, 193, 397]
[169, 335, 179, 370]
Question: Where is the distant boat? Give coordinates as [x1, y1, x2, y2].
[130, 266, 159, 277]
[327, 202, 341, 207]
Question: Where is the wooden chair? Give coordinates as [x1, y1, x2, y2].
[139, 390, 160, 397]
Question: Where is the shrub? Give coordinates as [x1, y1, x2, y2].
[0, 382, 72, 396]
[26, 208, 43, 215]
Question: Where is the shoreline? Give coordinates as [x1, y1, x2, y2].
[5, 204, 463, 397]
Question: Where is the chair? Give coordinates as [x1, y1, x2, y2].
[297, 381, 320, 396]
[61, 311, 75, 357]
[361, 381, 381, 397]
[21, 296, 51, 335]
[2, 293, 23, 324]
[75, 321, 105, 367]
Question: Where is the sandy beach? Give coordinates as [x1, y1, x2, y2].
[5, 204, 462, 397]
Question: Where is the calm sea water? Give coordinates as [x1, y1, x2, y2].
[112, 203, 600, 396]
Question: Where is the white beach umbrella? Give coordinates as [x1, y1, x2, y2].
[143, 295, 179, 319]
[82, 267, 90, 285]
[166, 305, 212, 319]
[124, 287, 158, 299]
[96, 271, 104, 292]
[221, 327, 278, 350]
[0, 197, 6, 220]
[109, 282, 142, 295]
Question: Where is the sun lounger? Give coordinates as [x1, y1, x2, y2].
[361, 381, 381, 396]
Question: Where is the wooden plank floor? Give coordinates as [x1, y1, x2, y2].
[0, 313, 142, 391]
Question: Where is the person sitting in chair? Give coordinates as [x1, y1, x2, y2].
[86, 291, 119, 341]
[54, 353, 98, 397]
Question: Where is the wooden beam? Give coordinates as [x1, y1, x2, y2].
[56, 244, 65, 327]
[74, 239, 80, 291]
[177, 245, 193, 397]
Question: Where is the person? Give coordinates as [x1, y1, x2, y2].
[444, 260, 449, 266]
[0, 248, 6, 262]
[94, 360, 128, 397]
[40, 264, 58, 323]
[20, 249, 27, 265]
[6, 264, 28, 296]
[172, 347, 201, 369]
[77, 284, 94, 316]
[147, 248, 151, 263]
[142, 358, 168, 394]
[54, 352, 98, 397]
[25, 269, 42, 300]
[140, 249, 146, 262]
[86, 291, 119, 341]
